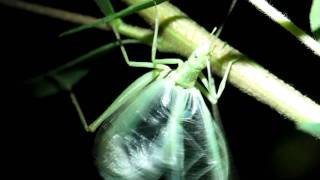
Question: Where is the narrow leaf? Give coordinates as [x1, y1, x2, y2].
[310, 0, 320, 41]
[60, 0, 168, 36]
[95, 0, 116, 15]
[26, 39, 140, 98]
[95, 0, 122, 27]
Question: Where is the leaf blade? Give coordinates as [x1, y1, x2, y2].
[310, 0, 320, 41]
[26, 39, 140, 98]
[60, 0, 168, 36]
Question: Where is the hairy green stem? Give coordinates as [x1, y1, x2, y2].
[1, 0, 319, 125]
[123, 0, 320, 124]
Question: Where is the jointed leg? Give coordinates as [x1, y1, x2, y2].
[74, 3, 183, 132]
[70, 91, 89, 132]
[151, 0, 159, 65]
[154, 58, 183, 67]
[110, 1, 162, 69]
[72, 71, 161, 132]
[112, 25, 157, 69]
[200, 59, 236, 104]
[216, 60, 237, 98]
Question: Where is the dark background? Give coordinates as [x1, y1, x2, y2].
[1, 0, 320, 179]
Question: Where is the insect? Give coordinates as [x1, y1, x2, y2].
[71, 1, 237, 180]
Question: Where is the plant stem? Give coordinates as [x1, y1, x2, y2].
[123, 0, 320, 124]
[247, 0, 320, 58]
[1, 0, 320, 124]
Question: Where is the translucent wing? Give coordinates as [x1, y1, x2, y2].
[95, 79, 229, 180]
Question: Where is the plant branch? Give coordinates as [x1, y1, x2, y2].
[247, 0, 320, 58]
[122, 0, 320, 124]
[2, 0, 320, 126]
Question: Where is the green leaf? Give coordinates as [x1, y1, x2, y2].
[26, 39, 140, 98]
[60, 0, 168, 36]
[27, 68, 89, 98]
[95, 0, 116, 15]
[95, 0, 122, 27]
[310, 0, 320, 41]
[296, 122, 320, 140]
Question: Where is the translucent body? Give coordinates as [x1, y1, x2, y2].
[95, 79, 229, 180]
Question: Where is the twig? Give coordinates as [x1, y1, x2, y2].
[247, 0, 320, 58]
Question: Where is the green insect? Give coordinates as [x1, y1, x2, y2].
[72, 2, 236, 180]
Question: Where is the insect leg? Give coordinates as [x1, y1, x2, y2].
[199, 59, 236, 104]
[197, 72, 217, 104]
[216, 60, 237, 98]
[151, 0, 159, 65]
[112, 25, 164, 69]
[80, 71, 161, 132]
[110, 1, 164, 70]
[154, 58, 183, 67]
[80, 3, 181, 132]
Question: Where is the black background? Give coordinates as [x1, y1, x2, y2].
[1, 0, 320, 179]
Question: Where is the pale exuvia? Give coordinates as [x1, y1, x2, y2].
[94, 78, 229, 180]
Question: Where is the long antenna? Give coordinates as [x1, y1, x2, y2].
[216, 0, 238, 36]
